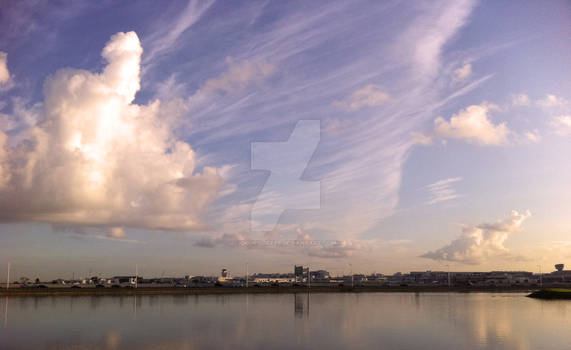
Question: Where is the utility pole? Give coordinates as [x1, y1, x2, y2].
[6, 262, 10, 290]
[308, 266, 311, 290]
[245, 263, 248, 288]
[537, 265, 542, 288]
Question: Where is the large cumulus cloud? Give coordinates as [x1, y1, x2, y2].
[0, 32, 222, 231]
[421, 210, 531, 264]
[0, 52, 9, 84]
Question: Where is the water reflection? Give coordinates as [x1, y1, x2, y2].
[3, 296, 7, 328]
[294, 293, 310, 319]
[0, 293, 569, 350]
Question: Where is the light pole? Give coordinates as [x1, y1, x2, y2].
[6, 262, 10, 290]
[537, 265, 542, 288]
[245, 263, 248, 288]
[349, 263, 354, 288]
[447, 264, 451, 288]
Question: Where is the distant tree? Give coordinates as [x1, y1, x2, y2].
[35, 278, 40, 284]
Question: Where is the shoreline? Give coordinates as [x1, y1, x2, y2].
[0, 286, 538, 297]
[527, 288, 571, 300]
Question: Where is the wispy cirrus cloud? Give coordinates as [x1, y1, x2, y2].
[143, 0, 215, 66]
[425, 177, 463, 205]
[178, 0, 481, 238]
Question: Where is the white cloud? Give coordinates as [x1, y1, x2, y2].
[553, 115, 571, 135]
[421, 210, 531, 264]
[434, 103, 510, 145]
[0, 32, 222, 231]
[107, 227, 126, 239]
[425, 177, 462, 205]
[537, 94, 567, 109]
[0, 52, 9, 84]
[524, 130, 541, 142]
[332, 84, 389, 111]
[452, 63, 472, 84]
[201, 58, 274, 95]
[511, 93, 531, 107]
[411, 131, 433, 145]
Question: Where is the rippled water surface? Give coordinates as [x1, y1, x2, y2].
[1, 292, 570, 349]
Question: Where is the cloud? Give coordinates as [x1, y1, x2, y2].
[168, 1, 479, 238]
[307, 240, 365, 259]
[194, 233, 246, 248]
[194, 227, 368, 259]
[553, 115, 571, 135]
[332, 84, 389, 111]
[421, 210, 531, 264]
[201, 58, 275, 95]
[52, 223, 139, 243]
[404, 0, 476, 78]
[425, 177, 462, 205]
[293, 228, 367, 259]
[0, 52, 9, 84]
[143, 0, 215, 65]
[411, 131, 433, 145]
[0, 32, 222, 231]
[434, 103, 510, 145]
[452, 63, 472, 84]
[524, 130, 541, 142]
[537, 94, 567, 109]
[511, 93, 530, 107]
[107, 227, 126, 239]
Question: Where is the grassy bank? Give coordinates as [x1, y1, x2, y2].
[0, 286, 537, 297]
[527, 288, 571, 300]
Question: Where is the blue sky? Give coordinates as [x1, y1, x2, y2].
[0, 0, 570, 279]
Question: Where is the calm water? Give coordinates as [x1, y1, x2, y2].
[1, 292, 570, 350]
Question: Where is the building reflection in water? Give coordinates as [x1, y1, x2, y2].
[294, 292, 310, 319]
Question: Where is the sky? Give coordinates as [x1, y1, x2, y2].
[0, 0, 570, 280]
